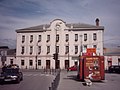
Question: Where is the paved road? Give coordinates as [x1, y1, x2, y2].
[58, 71, 120, 90]
[0, 70, 55, 90]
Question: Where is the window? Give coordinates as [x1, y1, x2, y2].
[83, 45, 87, 52]
[93, 33, 97, 41]
[65, 46, 69, 54]
[47, 35, 50, 42]
[22, 35, 25, 43]
[38, 60, 41, 66]
[75, 46, 78, 54]
[84, 34, 87, 41]
[21, 46, 24, 54]
[38, 46, 41, 54]
[29, 60, 33, 66]
[75, 34, 78, 41]
[21, 60, 24, 66]
[93, 45, 97, 48]
[66, 34, 69, 42]
[30, 35, 33, 43]
[56, 34, 59, 42]
[10, 59, 13, 64]
[38, 35, 41, 42]
[47, 46, 50, 54]
[30, 46, 33, 54]
[56, 46, 59, 53]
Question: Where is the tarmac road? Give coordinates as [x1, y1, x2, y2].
[0, 70, 55, 90]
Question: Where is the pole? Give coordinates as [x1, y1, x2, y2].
[55, 25, 57, 69]
[68, 42, 69, 61]
[79, 35, 82, 56]
[36, 42, 38, 70]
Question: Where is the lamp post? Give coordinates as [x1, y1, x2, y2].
[68, 42, 69, 61]
[79, 35, 83, 56]
[35, 42, 38, 70]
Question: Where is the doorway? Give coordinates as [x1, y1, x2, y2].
[46, 60, 50, 69]
[55, 60, 60, 69]
[65, 60, 69, 69]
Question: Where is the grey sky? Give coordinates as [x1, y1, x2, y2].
[0, 0, 120, 47]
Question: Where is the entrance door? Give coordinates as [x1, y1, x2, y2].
[46, 60, 50, 69]
[56, 60, 60, 69]
[65, 60, 69, 69]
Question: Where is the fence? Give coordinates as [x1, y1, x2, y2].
[49, 69, 61, 90]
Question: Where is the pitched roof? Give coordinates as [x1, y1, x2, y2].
[16, 21, 104, 33]
[104, 48, 120, 56]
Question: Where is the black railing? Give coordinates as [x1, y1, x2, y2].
[49, 69, 61, 90]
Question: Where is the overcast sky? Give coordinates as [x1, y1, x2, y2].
[0, 0, 120, 48]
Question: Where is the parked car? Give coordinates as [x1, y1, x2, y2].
[0, 64, 23, 83]
[67, 65, 77, 71]
[108, 65, 120, 73]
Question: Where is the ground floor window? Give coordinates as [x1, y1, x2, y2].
[29, 60, 33, 66]
[10, 59, 13, 64]
[21, 60, 25, 66]
[38, 60, 41, 66]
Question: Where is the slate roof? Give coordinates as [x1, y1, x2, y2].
[16, 22, 104, 33]
[104, 48, 120, 56]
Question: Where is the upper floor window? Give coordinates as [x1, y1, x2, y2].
[56, 46, 59, 53]
[75, 34, 78, 41]
[38, 46, 41, 54]
[75, 46, 78, 54]
[56, 34, 59, 42]
[21, 46, 24, 54]
[22, 35, 25, 43]
[47, 35, 50, 42]
[84, 34, 87, 41]
[30, 46, 33, 54]
[47, 46, 50, 54]
[30, 35, 33, 43]
[66, 34, 69, 42]
[38, 35, 41, 42]
[65, 46, 69, 54]
[93, 33, 97, 41]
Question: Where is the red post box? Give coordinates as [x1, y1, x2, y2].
[78, 56, 105, 81]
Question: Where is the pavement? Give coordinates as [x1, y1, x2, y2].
[57, 70, 120, 90]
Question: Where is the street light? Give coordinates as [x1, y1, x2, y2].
[79, 35, 83, 56]
[35, 42, 38, 70]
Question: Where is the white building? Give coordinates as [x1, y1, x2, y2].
[104, 48, 120, 70]
[16, 19, 104, 69]
[0, 47, 16, 68]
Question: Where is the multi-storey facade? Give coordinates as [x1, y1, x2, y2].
[16, 19, 104, 69]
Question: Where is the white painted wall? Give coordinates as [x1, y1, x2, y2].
[16, 19, 104, 69]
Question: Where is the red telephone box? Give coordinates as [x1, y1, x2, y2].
[78, 56, 105, 81]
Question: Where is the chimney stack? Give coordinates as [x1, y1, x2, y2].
[95, 18, 99, 26]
